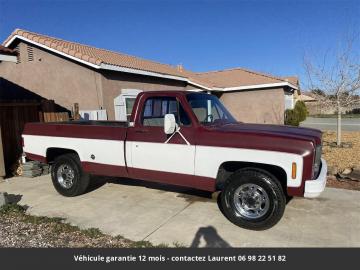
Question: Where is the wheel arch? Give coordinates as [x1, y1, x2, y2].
[215, 161, 288, 193]
[46, 147, 80, 163]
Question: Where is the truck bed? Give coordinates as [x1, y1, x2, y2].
[23, 121, 128, 140]
[22, 121, 129, 177]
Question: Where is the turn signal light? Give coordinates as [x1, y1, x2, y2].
[292, 162, 297, 179]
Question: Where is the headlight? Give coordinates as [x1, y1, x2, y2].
[313, 145, 322, 178]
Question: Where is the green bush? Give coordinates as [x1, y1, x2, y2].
[285, 109, 300, 126]
[285, 101, 308, 126]
[294, 101, 308, 122]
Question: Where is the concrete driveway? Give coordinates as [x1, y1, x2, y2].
[0, 175, 359, 247]
[301, 117, 360, 131]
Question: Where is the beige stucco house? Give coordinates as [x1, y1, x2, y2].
[0, 29, 299, 124]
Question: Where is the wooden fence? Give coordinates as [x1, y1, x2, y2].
[0, 102, 41, 175]
[42, 112, 70, 122]
[0, 100, 70, 175]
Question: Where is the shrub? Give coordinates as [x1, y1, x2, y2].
[294, 100, 308, 122]
[285, 101, 308, 126]
[285, 109, 300, 126]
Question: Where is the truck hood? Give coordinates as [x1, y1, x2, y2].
[212, 122, 322, 144]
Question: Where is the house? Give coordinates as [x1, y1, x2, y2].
[0, 29, 299, 124]
[297, 92, 324, 115]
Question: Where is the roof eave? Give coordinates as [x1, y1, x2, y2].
[100, 63, 188, 82]
[210, 82, 299, 92]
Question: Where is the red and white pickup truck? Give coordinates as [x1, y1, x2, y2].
[22, 91, 327, 230]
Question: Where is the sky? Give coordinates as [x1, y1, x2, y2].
[0, 0, 359, 88]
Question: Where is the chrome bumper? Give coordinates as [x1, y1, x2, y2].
[304, 158, 327, 198]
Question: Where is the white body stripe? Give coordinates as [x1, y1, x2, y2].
[195, 146, 303, 187]
[23, 135, 125, 166]
[127, 141, 195, 175]
[23, 135, 303, 188]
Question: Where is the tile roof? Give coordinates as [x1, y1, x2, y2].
[282, 76, 299, 87]
[298, 94, 317, 102]
[4, 29, 186, 78]
[190, 68, 286, 88]
[3, 29, 297, 90]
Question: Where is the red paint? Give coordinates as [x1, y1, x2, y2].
[23, 122, 127, 141]
[25, 152, 47, 163]
[128, 167, 216, 192]
[82, 162, 128, 177]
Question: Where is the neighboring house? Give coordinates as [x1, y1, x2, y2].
[0, 29, 299, 124]
[297, 92, 330, 115]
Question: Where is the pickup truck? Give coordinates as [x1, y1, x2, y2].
[22, 91, 327, 230]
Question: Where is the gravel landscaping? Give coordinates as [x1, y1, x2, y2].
[326, 176, 360, 191]
[322, 131, 360, 191]
[322, 131, 360, 172]
[0, 204, 169, 248]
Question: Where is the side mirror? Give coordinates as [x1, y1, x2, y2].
[164, 114, 177, 134]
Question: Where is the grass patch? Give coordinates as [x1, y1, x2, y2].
[0, 203, 25, 214]
[0, 203, 186, 247]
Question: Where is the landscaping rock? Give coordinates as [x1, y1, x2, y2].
[0, 192, 8, 207]
[342, 142, 353, 148]
[342, 168, 353, 175]
[348, 167, 360, 181]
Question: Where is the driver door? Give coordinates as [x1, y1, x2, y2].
[127, 96, 196, 184]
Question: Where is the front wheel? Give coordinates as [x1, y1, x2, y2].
[220, 168, 286, 230]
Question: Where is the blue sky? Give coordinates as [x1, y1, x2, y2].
[0, 0, 359, 87]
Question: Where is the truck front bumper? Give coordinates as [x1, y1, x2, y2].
[304, 158, 327, 198]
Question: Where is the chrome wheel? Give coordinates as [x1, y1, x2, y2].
[56, 164, 75, 189]
[233, 183, 270, 219]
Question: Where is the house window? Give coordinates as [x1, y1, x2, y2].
[284, 94, 294, 110]
[125, 97, 136, 121]
[142, 97, 191, 127]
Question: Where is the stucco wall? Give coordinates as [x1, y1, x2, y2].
[0, 41, 103, 112]
[219, 88, 285, 124]
[100, 71, 187, 120]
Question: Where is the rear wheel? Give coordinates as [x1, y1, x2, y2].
[220, 168, 286, 230]
[51, 153, 89, 197]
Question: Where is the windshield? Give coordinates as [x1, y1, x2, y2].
[186, 93, 237, 125]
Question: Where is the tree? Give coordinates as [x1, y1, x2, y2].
[304, 36, 360, 146]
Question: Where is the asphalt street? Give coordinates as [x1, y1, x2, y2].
[300, 117, 360, 131]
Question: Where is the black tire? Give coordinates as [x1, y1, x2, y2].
[51, 153, 90, 197]
[220, 168, 286, 230]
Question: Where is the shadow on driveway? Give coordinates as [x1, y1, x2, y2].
[190, 226, 231, 247]
[87, 175, 213, 203]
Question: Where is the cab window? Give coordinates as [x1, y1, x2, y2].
[142, 97, 191, 127]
